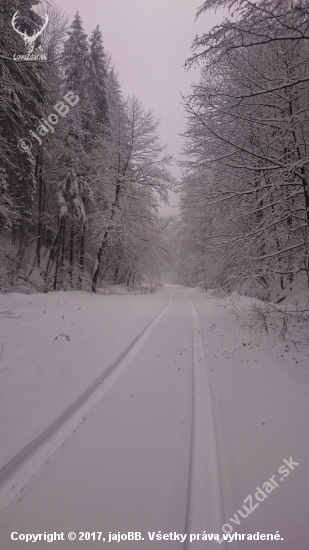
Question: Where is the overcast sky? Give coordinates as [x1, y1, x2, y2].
[50, 0, 224, 215]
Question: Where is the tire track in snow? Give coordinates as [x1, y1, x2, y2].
[0, 290, 174, 514]
[184, 292, 227, 549]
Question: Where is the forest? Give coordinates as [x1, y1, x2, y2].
[1, 0, 309, 313]
[176, 0, 309, 310]
[0, 0, 173, 293]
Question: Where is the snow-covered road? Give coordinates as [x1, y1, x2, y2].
[0, 286, 308, 548]
[0, 288, 214, 549]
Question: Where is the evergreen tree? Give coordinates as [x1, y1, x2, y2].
[63, 12, 89, 97]
[48, 13, 93, 290]
[89, 26, 110, 124]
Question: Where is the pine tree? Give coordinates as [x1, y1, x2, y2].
[89, 26, 110, 124]
[63, 12, 89, 96]
[49, 13, 93, 290]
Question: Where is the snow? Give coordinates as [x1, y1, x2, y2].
[0, 288, 193, 549]
[187, 288, 309, 549]
[0, 289, 169, 470]
[0, 286, 308, 549]
[184, 296, 225, 549]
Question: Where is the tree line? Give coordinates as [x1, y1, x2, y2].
[0, 0, 173, 292]
[177, 0, 309, 303]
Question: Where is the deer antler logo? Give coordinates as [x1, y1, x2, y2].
[11, 11, 49, 54]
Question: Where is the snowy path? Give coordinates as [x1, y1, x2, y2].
[0, 287, 309, 549]
[0, 289, 222, 549]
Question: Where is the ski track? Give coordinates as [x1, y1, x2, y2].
[184, 292, 226, 550]
[0, 291, 175, 515]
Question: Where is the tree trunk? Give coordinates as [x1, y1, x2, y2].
[78, 224, 86, 289]
[92, 180, 121, 292]
[113, 264, 119, 284]
[69, 224, 74, 287]
[36, 155, 44, 268]
[60, 219, 66, 267]
[92, 230, 108, 292]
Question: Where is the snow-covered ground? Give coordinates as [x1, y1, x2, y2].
[0, 286, 308, 548]
[187, 289, 309, 548]
[0, 289, 169, 470]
